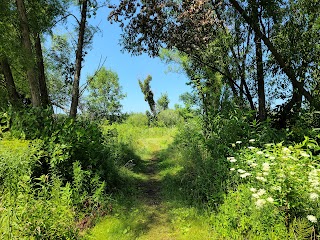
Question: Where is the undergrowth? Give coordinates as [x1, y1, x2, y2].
[0, 109, 137, 239]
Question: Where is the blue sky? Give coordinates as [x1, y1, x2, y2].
[62, 4, 192, 113]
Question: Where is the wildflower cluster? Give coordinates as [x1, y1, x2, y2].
[309, 169, 320, 201]
[227, 137, 320, 225]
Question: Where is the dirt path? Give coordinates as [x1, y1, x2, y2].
[135, 157, 177, 240]
[138, 157, 161, 205]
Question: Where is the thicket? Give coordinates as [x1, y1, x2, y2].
[0, 109, 135, 239]
[124, 110, 183, 128]
[166, 105, 320, 238]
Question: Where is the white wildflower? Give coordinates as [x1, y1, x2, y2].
[265, 153, 270, 158]
[256, 176, 267, 182]
[230, 168, 235, 171]
[240, 173, 251, 178]
[266, 197, 274, 203]
[231, 143, 236, 147]
[237, 169, 246, 174]
[271, 186, 281, 191]
[236, 141, 242, 144]
[300, 151, 310, 158]
[248, 146, 256, 150]
[255, 199, 266, 209]
[252, 193, 259, 198]
[227, 157, 237, 163]
[308, 169, 320, 189]
[263, 172, 269, 176]
[282, 147, 291, 154]
[262, 162, 270, 172]
[269, 156, 276, 160]
[250, 188, 257, 192]
[249, 139, 255, 142]
[257, 189, 266, 196]
[256, 151, 264, 155]
[307, 215, 317, 223]
[251, 163, 258, 168]
[310, 193, 319, 201]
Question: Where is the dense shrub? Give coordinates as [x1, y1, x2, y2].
[0, 140, 77, 239]
[0, 109, 135, 238]
[170, 106, 320, 238]
[226, 137, 320, 235]
[124, 113, 148, 127]
[157, 109, 183, 127]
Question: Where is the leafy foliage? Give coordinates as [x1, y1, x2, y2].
[157, 92, 169, 112]
[0, 109, 138, 238]
[83, 67, 126, 121]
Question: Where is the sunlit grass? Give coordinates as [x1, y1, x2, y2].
[86, 124, 214, 239]
[86, 202, 214, 240]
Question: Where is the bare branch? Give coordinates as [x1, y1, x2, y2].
[79, 55, 107, 97]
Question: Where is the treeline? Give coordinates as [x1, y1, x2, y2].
[1, 0, 126, 120]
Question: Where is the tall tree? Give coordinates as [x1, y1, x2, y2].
[109, 0, 319, 127]
[35, 33, 50, 107]
[228, 0, 313, 104]
[15, 0, 41, 107]
[84, 67, 126, 121]
[70, 0, 89, 118]
[251, 0, 266, 121]
[0, 57, 21, 108]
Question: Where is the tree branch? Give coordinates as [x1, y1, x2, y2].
[228, 0, 312, 103]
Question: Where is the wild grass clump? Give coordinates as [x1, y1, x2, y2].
[0, 140, 77, 239]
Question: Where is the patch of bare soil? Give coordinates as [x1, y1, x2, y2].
[138, 157, 162, 206]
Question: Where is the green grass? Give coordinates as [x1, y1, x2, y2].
[85, 124, 214, 239]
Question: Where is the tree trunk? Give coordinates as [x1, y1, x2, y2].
[35, 32, 50, 107]
[15, 0, 41, 107]
[70, 0, 88, 118]
[0, 57, 21, 108]
[275, 90, 302, 128]
[252, 0, 266, 121]
[229, 0, 312, 104]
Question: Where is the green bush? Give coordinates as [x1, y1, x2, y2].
[0, 110, 128, 238]
[157, 109, 183, 127]
[226, 137, 320, 235]
[124, 113, 148, 127]
[210, 185, 291, 239]
[170, 108, 320, 238]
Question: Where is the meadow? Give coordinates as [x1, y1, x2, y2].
[0, 109, 320, 239]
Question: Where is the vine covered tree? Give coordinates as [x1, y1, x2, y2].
[138, 75, 157, 117]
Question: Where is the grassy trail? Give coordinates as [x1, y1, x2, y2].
[85, 127, 214, 240]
